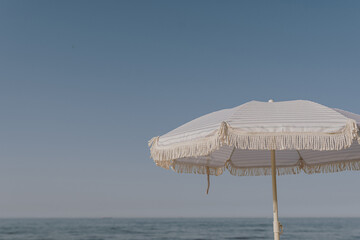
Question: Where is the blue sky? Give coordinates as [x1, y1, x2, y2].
[0, 0, 360, 217]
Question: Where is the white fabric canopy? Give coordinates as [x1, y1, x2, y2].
[149, 100, 360, 176]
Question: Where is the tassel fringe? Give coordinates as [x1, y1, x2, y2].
[154, 158, 360, 177]
[225, 119, 358, 152]
[149, 120, 359, 161]
[226, 161, 301, 176]
[154, 160, 224, 176]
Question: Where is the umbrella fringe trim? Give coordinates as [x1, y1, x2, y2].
[149, 119, 359, 161]
[149, 135, 223, 162]
[302, 159, 360, 174]
[154, 160, 224, 176]
[223, 119, 358, 151]
[226, 160, 360, 176]
[226, 161, 301, 176]
[154, 159, 360, 176]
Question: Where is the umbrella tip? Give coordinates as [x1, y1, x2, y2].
[268, 99, 274, 103]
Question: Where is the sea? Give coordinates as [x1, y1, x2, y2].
[0, 218, 359, 240]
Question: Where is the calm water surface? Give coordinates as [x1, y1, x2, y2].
[0, 218, 359, 240]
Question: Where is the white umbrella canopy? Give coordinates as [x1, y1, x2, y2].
[149, 100, 360, 176]
[148, 100, 360, 239]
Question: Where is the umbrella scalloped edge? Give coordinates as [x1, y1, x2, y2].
[149, 119, 359, 161]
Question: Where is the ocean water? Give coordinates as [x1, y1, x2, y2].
[0, 218, 359, 240]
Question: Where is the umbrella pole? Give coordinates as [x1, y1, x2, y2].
[271, 150, 282, 240]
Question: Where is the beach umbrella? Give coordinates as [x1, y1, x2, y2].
[148, 100, 360, 240]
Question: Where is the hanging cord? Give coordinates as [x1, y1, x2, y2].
[296, 150, 305, 170]
[206, 166, 210, 194]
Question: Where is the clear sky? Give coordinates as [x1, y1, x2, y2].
[0, 0, 360, 218]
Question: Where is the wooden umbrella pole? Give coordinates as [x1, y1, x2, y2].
[271, 150, 282, 240]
